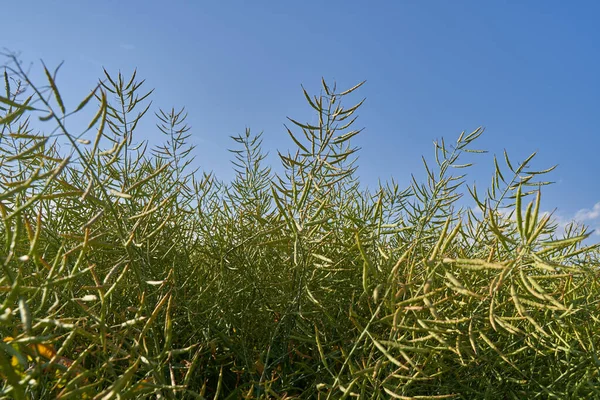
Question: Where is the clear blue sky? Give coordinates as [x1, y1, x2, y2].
[4, 1, 600, 236]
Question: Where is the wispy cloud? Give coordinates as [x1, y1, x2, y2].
[470, 201, 600, 238]
[572, 202, 600, 235]
[539, 202, 600, 237]
[574, 202, 600, 222]
[120, 43, 136, 51]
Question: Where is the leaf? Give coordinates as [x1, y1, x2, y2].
[42, 61, 65, 114]
[0, 95, 35, 111]
[74, 84, 99, 113]
[369, 334, 406, 369]
[339, 80, 366, 96]
[287, 117, 320, 131]
[39, 112, 54, 121]
[284, 125, 309, 153]
[321, 77, 330, 95]
[87, 90, 106, 131]
[0, 105, 27, 125]
[515, 184, 524, 239]
[109, 189, 132, 199]
[6, 137, 49, 161]
[464, 127, 484, 142]
[539, 233, 591, 249]
[301, 85, 321, 111]
[125, 69, 138, 90]
[99, 358, 140, 400]
[103, 67, 117, 88]
[18, 297, 32, 335]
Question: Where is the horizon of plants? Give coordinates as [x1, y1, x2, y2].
[0, 52, 599, 399]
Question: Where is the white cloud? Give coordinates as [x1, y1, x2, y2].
[120, 44, 136, 51]
[549, 202, 600, 237]
[541, 210, 568, 229]
[469, 201, 600, 238]
[574, 202, 600, 222]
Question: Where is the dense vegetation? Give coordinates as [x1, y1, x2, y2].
[1, 53, 599, 399]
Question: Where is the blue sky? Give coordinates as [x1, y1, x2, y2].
[4, 1, 600, 236]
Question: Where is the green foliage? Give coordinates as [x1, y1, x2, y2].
[0, 53, 599, 399]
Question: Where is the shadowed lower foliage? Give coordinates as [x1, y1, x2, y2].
[0, 53, 599, 399]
